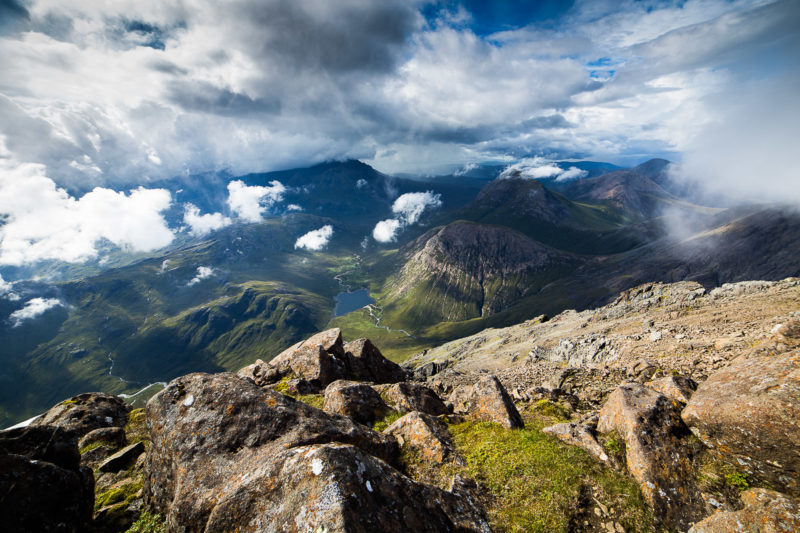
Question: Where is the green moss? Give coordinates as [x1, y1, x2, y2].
[60, 399, 78, 405]
[295, 394, 324, 410]
[272, 376, 292, 394]
[372, 410, 403, 432]
[530, 399, 572, 422]
[725, 472, 750, 491]
[95, 479, 143, 511]
[125, 511, 166, 533]
[124, 408, 149, 445]
[449, 420, 652, 533]
[79, 440, 115, 455]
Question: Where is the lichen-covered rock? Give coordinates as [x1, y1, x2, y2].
[374, 382, 449, 416]
[0, 425, 94, 532]
[144, 372, 490, 532]
[31, 392, 130, 439]
[647, 375, 697, 404]
[78, 426, 127, 450]
[597, 383, 705, 529]
[323, 380, 389, 425]
[385, 411, 457, 463]
[450, 375, 524, 429]
[689, 488, 800, 532]
[99, 441, 145, 473]
[682, 349, 800, 496]
[343, 338, 408, 383]
[542, 422, 609, 463]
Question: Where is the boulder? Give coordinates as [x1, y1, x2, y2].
[385, 411, 457, 463]
[323, 380, 389, 425]
[597, 383, 705, 529]
[31, 392, 130, 439]
[78, 426, 127, 450]
[0, 425, 94, 532]
[542, 422, 609, 463]
[144, 372, 490, 532]
[450, 375, 524, 429]
[343, 338, 408, 383]
[682, 350, 800, 496]
[689, 488, 800, 533]
[99, 441, 145, 473]
[374, 382, 449, 416]
[647, 375, 697, 404]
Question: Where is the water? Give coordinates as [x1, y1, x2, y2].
[333, 288, 375, 317]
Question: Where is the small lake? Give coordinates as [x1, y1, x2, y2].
[333, 288, 375, 317]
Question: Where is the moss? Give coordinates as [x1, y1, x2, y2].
[124, 408, 149, 445]
[125, 511, 166, 533]
[95, 479, 143, 511]
[294, 394, 324, 410]
[449, 420, 652, 533]
[372, 410, 403, 432]
[79, 440, 114, 455]
[272, 376, 292, 394]
[725, 472, 750, 491]
[530, 399, 572, 422]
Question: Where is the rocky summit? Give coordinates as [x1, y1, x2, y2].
[1, 279, 799, 532]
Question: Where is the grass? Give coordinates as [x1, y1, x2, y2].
[372, 409, 403, 432]
[125, 511, 166, 533]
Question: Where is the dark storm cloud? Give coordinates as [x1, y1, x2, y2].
[166, 81, 281, 117]
[0, 0, 29, 34]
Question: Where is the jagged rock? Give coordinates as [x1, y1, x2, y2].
[450, 375, 524, 429]
[385, 411, 457, 463]
[647, 375, 697, 404]
[343, 338, 408, 383]
[0, 425, 94, 532]
[412, 360, 447, 380]
[30, 392, 130, 439]
[682, 349, 800, 496]
[99, 441, 145, 473]
[374, 381, 449, 416]
[597, 383, 705, 529]
[542, 422, 609, 463]
[323, 380, 389, 425]
[78, 426, 127, 450]
[689, 488, 800, 532]
[144, 372, 491, 532]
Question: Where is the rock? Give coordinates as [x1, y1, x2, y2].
[78, 426, 127, 450]
[385, 411, 457, 463]
[649, 330, 662, 342]
[0, 425, 94, 532]
[30, 392, 130, 439]
[450, 375, 524, 429]
[343, 338, 408, 383]
[323, 380, 389, 425]
[412, 360, 446, 380]
[647, 375, 697, 404]
[144, 372, 490, 532]
[597, 383, 705, 529]
[99, 441, 145, 473]
[689, 488, 800, 532]
[542, 422, 609, 463]
[682, 349, 800, 496]
[374, 382, 449, 416]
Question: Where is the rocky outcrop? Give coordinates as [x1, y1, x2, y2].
[542, 422, 609, 463]
[144, 372, 489, 531]
[385, 411, 457, 464]
[99, 441, 145, 473]
[0, 425, 94, 532]
[323, 380, 389, 425]
[597, 383, 705, 529]
[343, 338, 408, 383]
[648, 375, 697, 404]
[450, 375, 524, 429]
[78, 426, 127, 450]
[689, 488, 800, 533]
[31, 392, 130, 439]
[374, 381, 449, 416]
[682, 349, 800, 496]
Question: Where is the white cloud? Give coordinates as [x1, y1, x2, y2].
[0, 161, 173, 265]
[355, 179, 368, 189]
[159, 259, 170, 273]
[286, 204, 303, 212]
[555, 166, 589, 182]
[184, 203, 232, 237]
[0, 274, 20, 301]
[294, 225, 334, 251]
[499, 158, 589, 182]
[9, 297, 63, 326]
[391, 191, 442, 224]
[187, 266, 214, 286]
[226, 180, 286, 223]
[372, 218, 402, 243]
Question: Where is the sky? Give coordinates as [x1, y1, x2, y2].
[0, 0, 798, 265]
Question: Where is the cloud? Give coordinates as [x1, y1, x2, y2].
[187, 266, 214, 286]
[0, 161, 173, 265]
[294, 225, 333, 251]
[372, 218, 402, 243]
[184, 203, 232, 237]
[355, 179, 368, 189]
[286, 204, 303, 212]
[555, 166, 589, 182]
[9, 297, 63, 326]
[498, 158, 588, 182]
[0, 274, 19, 301]
[373, 190, 442, 242]
[226, 180, 286, 222]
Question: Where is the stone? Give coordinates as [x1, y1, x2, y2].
[30, 392, 130, 439]
[412, 360, 446, 380]
[323, 380, 389, 425]
[542, 422, 609, 463]
[682, 349, 800, 496]
[0, 425, 94, 532]
[78, 426, 127, 450]
[343, 338, 408, 383]
[597, 383, 705, 529]
[99, 441, 145, 473]
[374, 381, 449, 416]
[450, 375, 524, 429]
[689, 489, 800, 533]
[385, 411, 457, 463]
[647, 375, 697, 404]
[144, 372, 490, 532]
